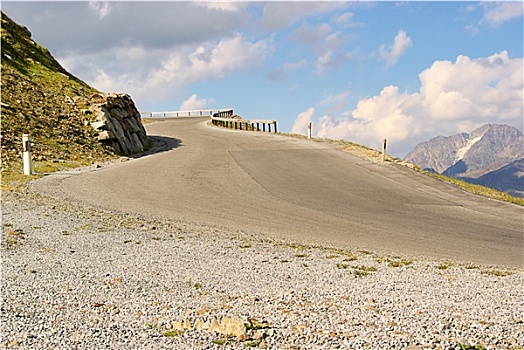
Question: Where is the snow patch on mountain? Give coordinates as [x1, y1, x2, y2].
[455, 135, 483, 162]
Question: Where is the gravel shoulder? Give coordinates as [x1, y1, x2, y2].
[1, 189, 523, 350]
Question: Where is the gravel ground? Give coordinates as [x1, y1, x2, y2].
[1, 190, 523, 350]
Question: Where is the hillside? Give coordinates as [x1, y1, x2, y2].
[0, 11, 116, 173]
[404, 124, 524, 197]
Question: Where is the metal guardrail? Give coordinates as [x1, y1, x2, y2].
[139, 108, 278, 133]
[211, 110, 277, 133]
[140, 108, 233, 118]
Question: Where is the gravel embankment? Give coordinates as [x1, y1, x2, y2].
[1, 191, 523, 349]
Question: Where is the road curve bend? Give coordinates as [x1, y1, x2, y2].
[34, 117, 524, 268]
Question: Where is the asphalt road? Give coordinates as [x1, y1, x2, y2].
[36, 117, 523, 268]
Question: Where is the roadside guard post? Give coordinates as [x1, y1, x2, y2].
[381, 138, 387, 163]
[308, 122, 312, 139]
[23, 133, 32, 175]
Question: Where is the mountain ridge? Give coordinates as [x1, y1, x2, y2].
[404, 123, 523, 197]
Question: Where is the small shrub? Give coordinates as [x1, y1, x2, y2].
[481, 269, 514, 277]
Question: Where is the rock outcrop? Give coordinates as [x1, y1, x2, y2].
[88, 93, 149, 155]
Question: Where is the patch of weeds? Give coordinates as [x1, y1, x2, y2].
[436, 264, 449, 270]
[245, 341, 259, 347]
[343, 255, 358, 262]
[61, 230, 71, 236]
[353, 270, 369, 277]
[187, 279, 203, 290]
[239, 244, 252, 248]
[123, 239, 133, 244]
[481, 269, 514, 277]
[326, 254, 339, 259]
[163, 329, 183, 337]
[336, 263, 349, 269]
[294, 253, 307, 258]
[464, 265, 480, 270]
[280, 259, 290, 263]
[352, 265, 377, 277]
[213, 338, 227, 346]
[357, 249, 373, 255]
[3, 223, 13, 227]
[354, 265, 377, 272]
[4, 229, 25, 249]
[458, 344, 486, 350]
[387, 258, 413, 268]
[151, 237, 161, 241]
[287, 242, 309, 251]
[33, 226, 42, 230]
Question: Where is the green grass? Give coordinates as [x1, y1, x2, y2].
[481, 269, 514, 277]
[436, 264, 449, 270]
[352, 265, 377, 277]
[426, 172, 524, 206]
[162, 330, 183, 337]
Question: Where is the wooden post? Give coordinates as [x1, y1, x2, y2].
[307, 122, 312, 139]
[382, 138, 387, 163]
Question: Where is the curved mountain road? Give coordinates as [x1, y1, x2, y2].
[35, 117, 523, 268]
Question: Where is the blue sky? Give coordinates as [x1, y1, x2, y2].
[2, 1, 523, 157]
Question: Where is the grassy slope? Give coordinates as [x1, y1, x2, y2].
[279, 133, 524, 206]
[1, 11, 117, 190]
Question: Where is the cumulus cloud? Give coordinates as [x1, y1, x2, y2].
[480, 2, 523, 27]
[290, 22, 333, 44]
[2, 2, 248, 54]
[258, 2, 349, 29]
[61, 34, 271, 105]
[299, 51, 523, 156]
[379, 30, 412, 68]
[332, 12, 359, 28]
[180, 94, 209, 110]
[290, 20, 351, 75]
[291, 107, 315, 135]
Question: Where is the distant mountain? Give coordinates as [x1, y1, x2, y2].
[404, 124, 524, 197]
[467, 159, 524, 198]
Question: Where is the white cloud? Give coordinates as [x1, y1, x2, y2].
[180, 94, 209, 110]
[88, 1, 111, 19]
[259, 2, 349, 30]
[379, 30, 412, 68]
[62, 34, 271, 106]
[192, 2, 246, 13]
[290, 22, 333, 44]
[290, 20, 351, 75]
[332, 12, 359, 28]
[295, 51, 523, 156]
[316, 49, 352, 76]
[291, 107, 315, 135]
[283, 59, 306, 71]
[481, 2, 523, 27]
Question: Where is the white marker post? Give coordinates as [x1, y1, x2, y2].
[22, 134, 32, 175]
[307, 122, 312, 139]
[381, 138, 387, 163]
